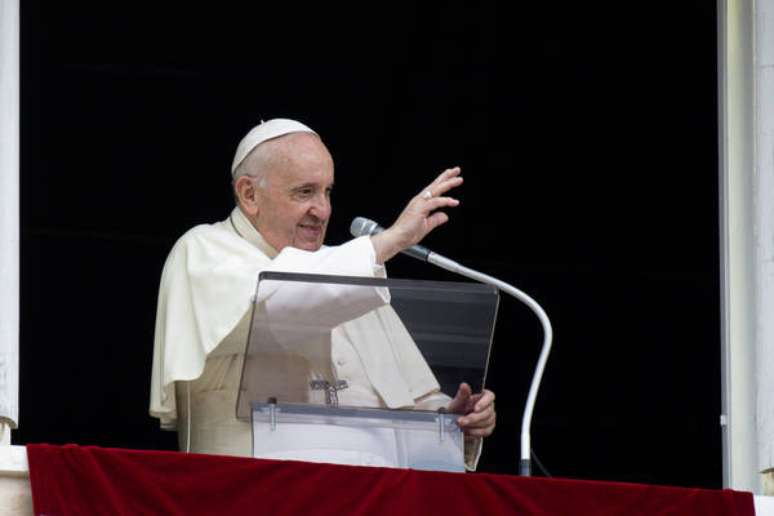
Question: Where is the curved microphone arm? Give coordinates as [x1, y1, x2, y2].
[427, 253, 553, 477]
[349, 216, 553, 475]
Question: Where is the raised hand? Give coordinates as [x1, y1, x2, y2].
[371, 167, 463, 264]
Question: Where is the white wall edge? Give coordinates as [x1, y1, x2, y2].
[719, 0, 760, 493]
[0, 0, 20, 432]
[0, 445, 27, 477]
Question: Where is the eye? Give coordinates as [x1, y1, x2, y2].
[293, 187, 314, 199]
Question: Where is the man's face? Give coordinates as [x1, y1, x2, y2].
[253, 134, 334, 252]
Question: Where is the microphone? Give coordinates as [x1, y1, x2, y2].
[349, 215, 554, 477]
[349, 216, 432, 262]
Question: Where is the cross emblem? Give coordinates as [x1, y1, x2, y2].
[309, 379, 349, 407]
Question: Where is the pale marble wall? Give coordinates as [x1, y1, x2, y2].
[755, 0, 774, 480]
[0, 446, 31, 515]
[0, 0, 20, 430]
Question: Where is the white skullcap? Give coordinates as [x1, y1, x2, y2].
[231, 118, 317, 175]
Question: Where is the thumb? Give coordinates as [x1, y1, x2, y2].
[447, 382, 472, 414]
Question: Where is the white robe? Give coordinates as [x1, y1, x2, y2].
[149, 207, 480, 467]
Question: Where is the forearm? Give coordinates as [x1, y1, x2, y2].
[262, 236, 389, 328]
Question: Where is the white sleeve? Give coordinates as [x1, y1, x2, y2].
[259, 236, 389, 330]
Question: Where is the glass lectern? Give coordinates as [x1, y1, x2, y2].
[236, 271, 499, 471]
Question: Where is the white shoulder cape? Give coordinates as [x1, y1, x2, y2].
[149, 208, 439, 429]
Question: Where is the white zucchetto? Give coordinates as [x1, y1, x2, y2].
[231, 118, 317, 175]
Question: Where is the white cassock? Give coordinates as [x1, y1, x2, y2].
[149, 207, 481, 468]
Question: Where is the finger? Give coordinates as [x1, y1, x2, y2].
[424, 168, 462, 195]
[421, 196, 459, 214]
[464, 424, 496, 438]
[461, 419, 496, 438]
[470, 392, 492, 410]
[425, 211, 449, 233]
[465, 390, 490, 406]
[421, 176, 463, 200]
[446, 384, 464, 412]
[474, 390, 495, 412]
[462, 415, 496, 435]
[458, 406, 495, 427]
[431, 175, 464, 197]
[458, 382, 472, 397]
[447, 382, 472, 413]
[461, 390, 485, 413]
[429, 167, 461, 188]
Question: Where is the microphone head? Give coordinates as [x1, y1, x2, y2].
[350, 217, 381, 237]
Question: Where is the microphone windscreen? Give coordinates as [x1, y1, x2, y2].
[350, 217, 381, 237]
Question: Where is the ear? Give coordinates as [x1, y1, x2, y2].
[235, 176, 259, 216]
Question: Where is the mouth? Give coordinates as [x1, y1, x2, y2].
[298, 223, 323, 239]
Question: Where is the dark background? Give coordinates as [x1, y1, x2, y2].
[18, 1, 720, 487]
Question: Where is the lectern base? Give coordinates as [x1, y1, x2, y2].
[251, 402, 464, 472]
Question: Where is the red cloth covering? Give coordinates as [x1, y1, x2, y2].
[26, 444, 754, 516]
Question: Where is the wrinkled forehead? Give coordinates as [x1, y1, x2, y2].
[263, 133, 334, 184]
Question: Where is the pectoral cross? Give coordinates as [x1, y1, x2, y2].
[310, 379, 349, 407]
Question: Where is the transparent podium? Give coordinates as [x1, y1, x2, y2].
[236, 271, 499, 472]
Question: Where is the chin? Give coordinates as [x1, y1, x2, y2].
[296, 241, 323, 252]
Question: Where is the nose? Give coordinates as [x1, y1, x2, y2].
[309, 192, 331, 221]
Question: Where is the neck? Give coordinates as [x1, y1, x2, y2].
[230, 206, 279, 258]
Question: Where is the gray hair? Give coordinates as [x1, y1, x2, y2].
[231, 142, 272, 205]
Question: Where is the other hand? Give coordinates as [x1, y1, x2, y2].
[447, 382, 496, 438]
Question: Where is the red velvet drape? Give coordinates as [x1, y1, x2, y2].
[26, 444, 753, 516]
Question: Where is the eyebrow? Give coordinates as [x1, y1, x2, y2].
[290, 182, 334, 191]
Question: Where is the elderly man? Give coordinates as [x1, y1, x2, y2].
[149, 119, 495, 469]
